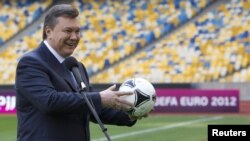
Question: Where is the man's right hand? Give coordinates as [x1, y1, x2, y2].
[100, 84, 134, 111]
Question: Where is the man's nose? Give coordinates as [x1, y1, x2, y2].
[70, 32, 80, 40]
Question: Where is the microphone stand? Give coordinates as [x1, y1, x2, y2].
[79, 82, 111, 141]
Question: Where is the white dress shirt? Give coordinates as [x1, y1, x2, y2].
[44, 40, 65, 63]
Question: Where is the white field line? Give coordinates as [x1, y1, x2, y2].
[92, 116, 223, 141]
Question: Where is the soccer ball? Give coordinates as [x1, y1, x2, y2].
[119, 77, 156, 117]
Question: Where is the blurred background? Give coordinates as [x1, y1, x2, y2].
[0, 0, 250, 141]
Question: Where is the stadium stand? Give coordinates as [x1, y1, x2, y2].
[0, 0, 214, 84]
[91, 0, 250, 83]
[72, 0, 215, 75]
[3, 0, 250, 84]
[0, 0, 52, 45]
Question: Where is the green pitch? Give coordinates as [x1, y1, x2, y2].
[0, 114, 249, 141]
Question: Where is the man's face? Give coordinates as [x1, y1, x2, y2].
[46, 16, 80, 57]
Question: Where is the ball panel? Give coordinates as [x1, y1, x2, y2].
[123, 79, 136, 88]
[134, 78, 155, 96]
[133, 100, 155, 117]
[134, 89, 150, 107]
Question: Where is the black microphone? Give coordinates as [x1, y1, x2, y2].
[63, 56, 111, 141]
[64, 56, 86, 89]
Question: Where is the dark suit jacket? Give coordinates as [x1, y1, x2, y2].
[15, 42, 136, 141]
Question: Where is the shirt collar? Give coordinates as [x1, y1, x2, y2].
[44, 40, 65, 63]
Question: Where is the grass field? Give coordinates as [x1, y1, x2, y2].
[1, 114, 250, 141]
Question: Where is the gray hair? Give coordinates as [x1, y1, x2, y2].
[43, 4, 79, 40]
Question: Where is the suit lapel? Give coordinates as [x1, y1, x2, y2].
[38, 42, 78, 92]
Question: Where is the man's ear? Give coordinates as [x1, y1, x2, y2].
[45, 26, 52, 40]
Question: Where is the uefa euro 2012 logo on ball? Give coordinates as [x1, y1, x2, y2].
[119, 77, 156, 117]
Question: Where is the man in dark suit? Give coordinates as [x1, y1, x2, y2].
[15, 4, 138, 141]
